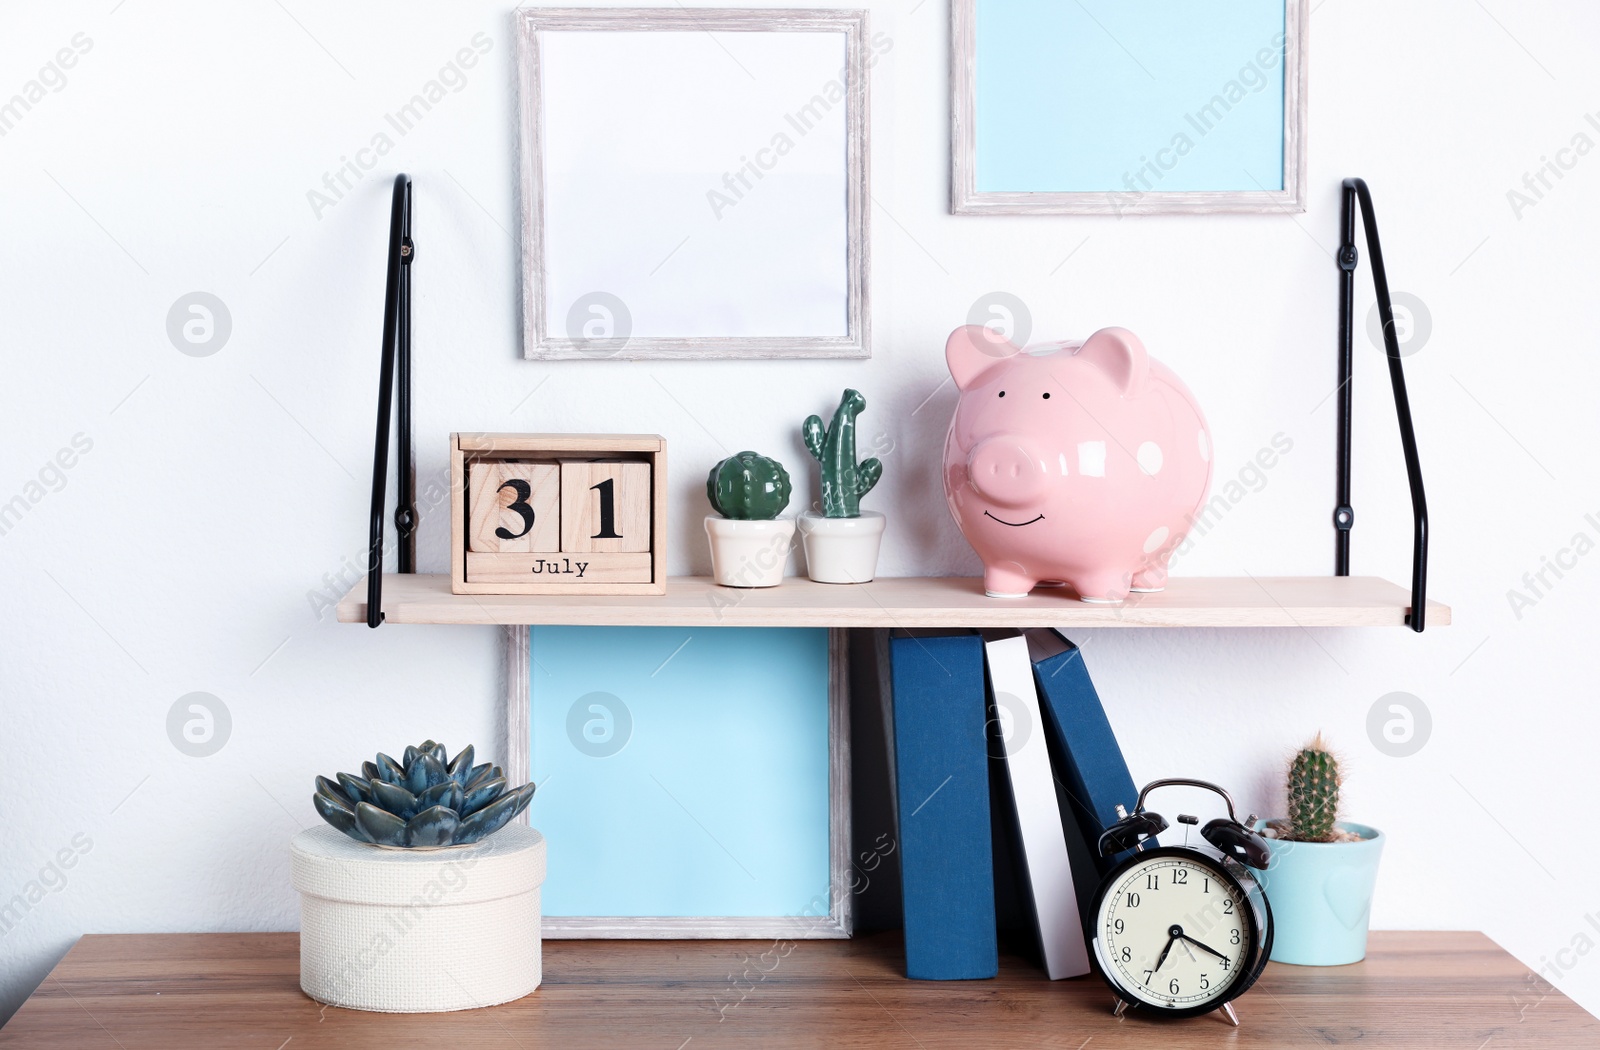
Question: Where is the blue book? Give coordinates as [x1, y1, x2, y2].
[888, 632, 998, 980]
[1026, 630, 1141, 876]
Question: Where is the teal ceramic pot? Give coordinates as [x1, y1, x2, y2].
[1254, 821, 1384, 966]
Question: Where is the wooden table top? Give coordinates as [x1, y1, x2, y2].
[2, 931, 1593, 1048]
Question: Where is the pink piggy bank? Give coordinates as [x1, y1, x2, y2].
[943, 325, 1212, 602]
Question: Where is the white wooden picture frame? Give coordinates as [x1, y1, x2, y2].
[502, 626, 853, 939]
[516, 8, 871, 360]
[951, 0, 1307, 215]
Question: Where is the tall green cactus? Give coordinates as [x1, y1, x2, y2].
[1286, 734, 1342, 842]
[706, 451, 792, 520]
[802, 389, 882, 518]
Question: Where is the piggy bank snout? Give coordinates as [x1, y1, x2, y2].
[967, 438, 1047, 506]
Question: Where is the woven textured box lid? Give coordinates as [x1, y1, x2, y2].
[291, 824, 546, 905]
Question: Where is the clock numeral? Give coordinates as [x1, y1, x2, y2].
[1145, 873, 1160, 891]
[1126, 892, 1141, 908]
[1202, 877, 1211, 894]
[1142, 970, 1154, 985]
[1169, 979, 1180, 995]
[1173, 868, 1188, 885]
[1200, 974, 1210, 990]
[1112, 919, 1124, 935]
[1120, 946, 1132, 963]
[1220, 958, 1231, 971]
[1230, 928, 1241, 945]
[1222, 898, 1235, 915]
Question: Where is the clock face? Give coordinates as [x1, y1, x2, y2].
[1094, 852, 1254, 1011]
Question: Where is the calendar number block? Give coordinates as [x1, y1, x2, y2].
[468, 462, 560, 553]
[559, 461, 651, 553]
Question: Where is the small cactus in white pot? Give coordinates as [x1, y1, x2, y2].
[704, 451, 796, 588]
[796, 389, 886, 584]
[1256, 735, 1385, 965]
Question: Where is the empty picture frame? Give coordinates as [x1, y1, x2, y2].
[515, 8, 871, 359]
[952, 0, 1307, 215]
[503, 625, 851, 938]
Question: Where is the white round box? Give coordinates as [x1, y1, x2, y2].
[291, 823, 545, 1013]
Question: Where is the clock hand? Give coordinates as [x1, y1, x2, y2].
[1152, 934, 1177, 974]
[1152, 925, 1184, 974]
[1179, 934, 1232, 963]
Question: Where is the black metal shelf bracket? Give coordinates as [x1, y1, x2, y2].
[1336, 177, 1430, 632]
[366, 174, 416, 628]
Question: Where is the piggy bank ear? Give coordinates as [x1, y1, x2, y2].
[946, 325, 1018, 390]
[1076, 327, 1150, 396]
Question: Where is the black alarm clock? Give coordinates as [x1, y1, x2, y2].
[1086, 778, 1274, 1026]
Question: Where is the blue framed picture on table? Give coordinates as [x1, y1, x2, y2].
[504, 625, 850, 938]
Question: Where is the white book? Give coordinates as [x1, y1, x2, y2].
[981, 631, 1091, 980]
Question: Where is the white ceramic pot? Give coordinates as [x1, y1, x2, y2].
[798, 510, 885, 584]
[291, 824, 546, 1013]
[705, 515, 795, 588]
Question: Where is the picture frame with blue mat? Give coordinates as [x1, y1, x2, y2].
[952, 0, 1307, 215]
[503, 624, 851, 938]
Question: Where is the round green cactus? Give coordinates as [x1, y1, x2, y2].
[706, 451, 792, 520]
[1285, 733, 1342, 842]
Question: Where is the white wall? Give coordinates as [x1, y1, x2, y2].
[3, 0, 1598, 1022]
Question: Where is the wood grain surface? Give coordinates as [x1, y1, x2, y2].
[3, 931, 1591, 1049]
[339, 572, 1450, 629]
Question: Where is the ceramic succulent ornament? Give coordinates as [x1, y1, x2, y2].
[313, 741, 535, 849]
[802, 389, 881, 519]
[704, 451, 796, 588]
[706, 451, 792, 520]
[797, 389, 886, 584]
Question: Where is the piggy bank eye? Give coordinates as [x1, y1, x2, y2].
[998, 390, 1006, 398]
[1042, 392, 1051, 399]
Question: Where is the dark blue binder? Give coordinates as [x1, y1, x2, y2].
[1028, 630, 1140, 876]
[889, 633, 998, 980]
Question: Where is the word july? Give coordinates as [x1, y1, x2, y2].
[527, 557, 589, 578]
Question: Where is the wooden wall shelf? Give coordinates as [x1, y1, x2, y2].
[2, 931, 1589, 1047]
[337, 573, 1449, 629]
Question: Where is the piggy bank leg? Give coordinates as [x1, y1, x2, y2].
[983, 564, 1037, 599]
[1130, 562, 1168, 593]
[1070, 572, 1131, 604]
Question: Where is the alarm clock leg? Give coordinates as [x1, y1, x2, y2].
[1112, 999, 1127, 1018]
[1220, 1002, 1240, 1027]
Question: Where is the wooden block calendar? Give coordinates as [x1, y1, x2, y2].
[451, 434, 666, 595]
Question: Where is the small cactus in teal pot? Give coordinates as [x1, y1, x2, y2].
[1283, 733, 1342, 842]
[803, 389, 882, 518]
[706, 451, 792, 520]
[1258, 732, 1382, 966]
